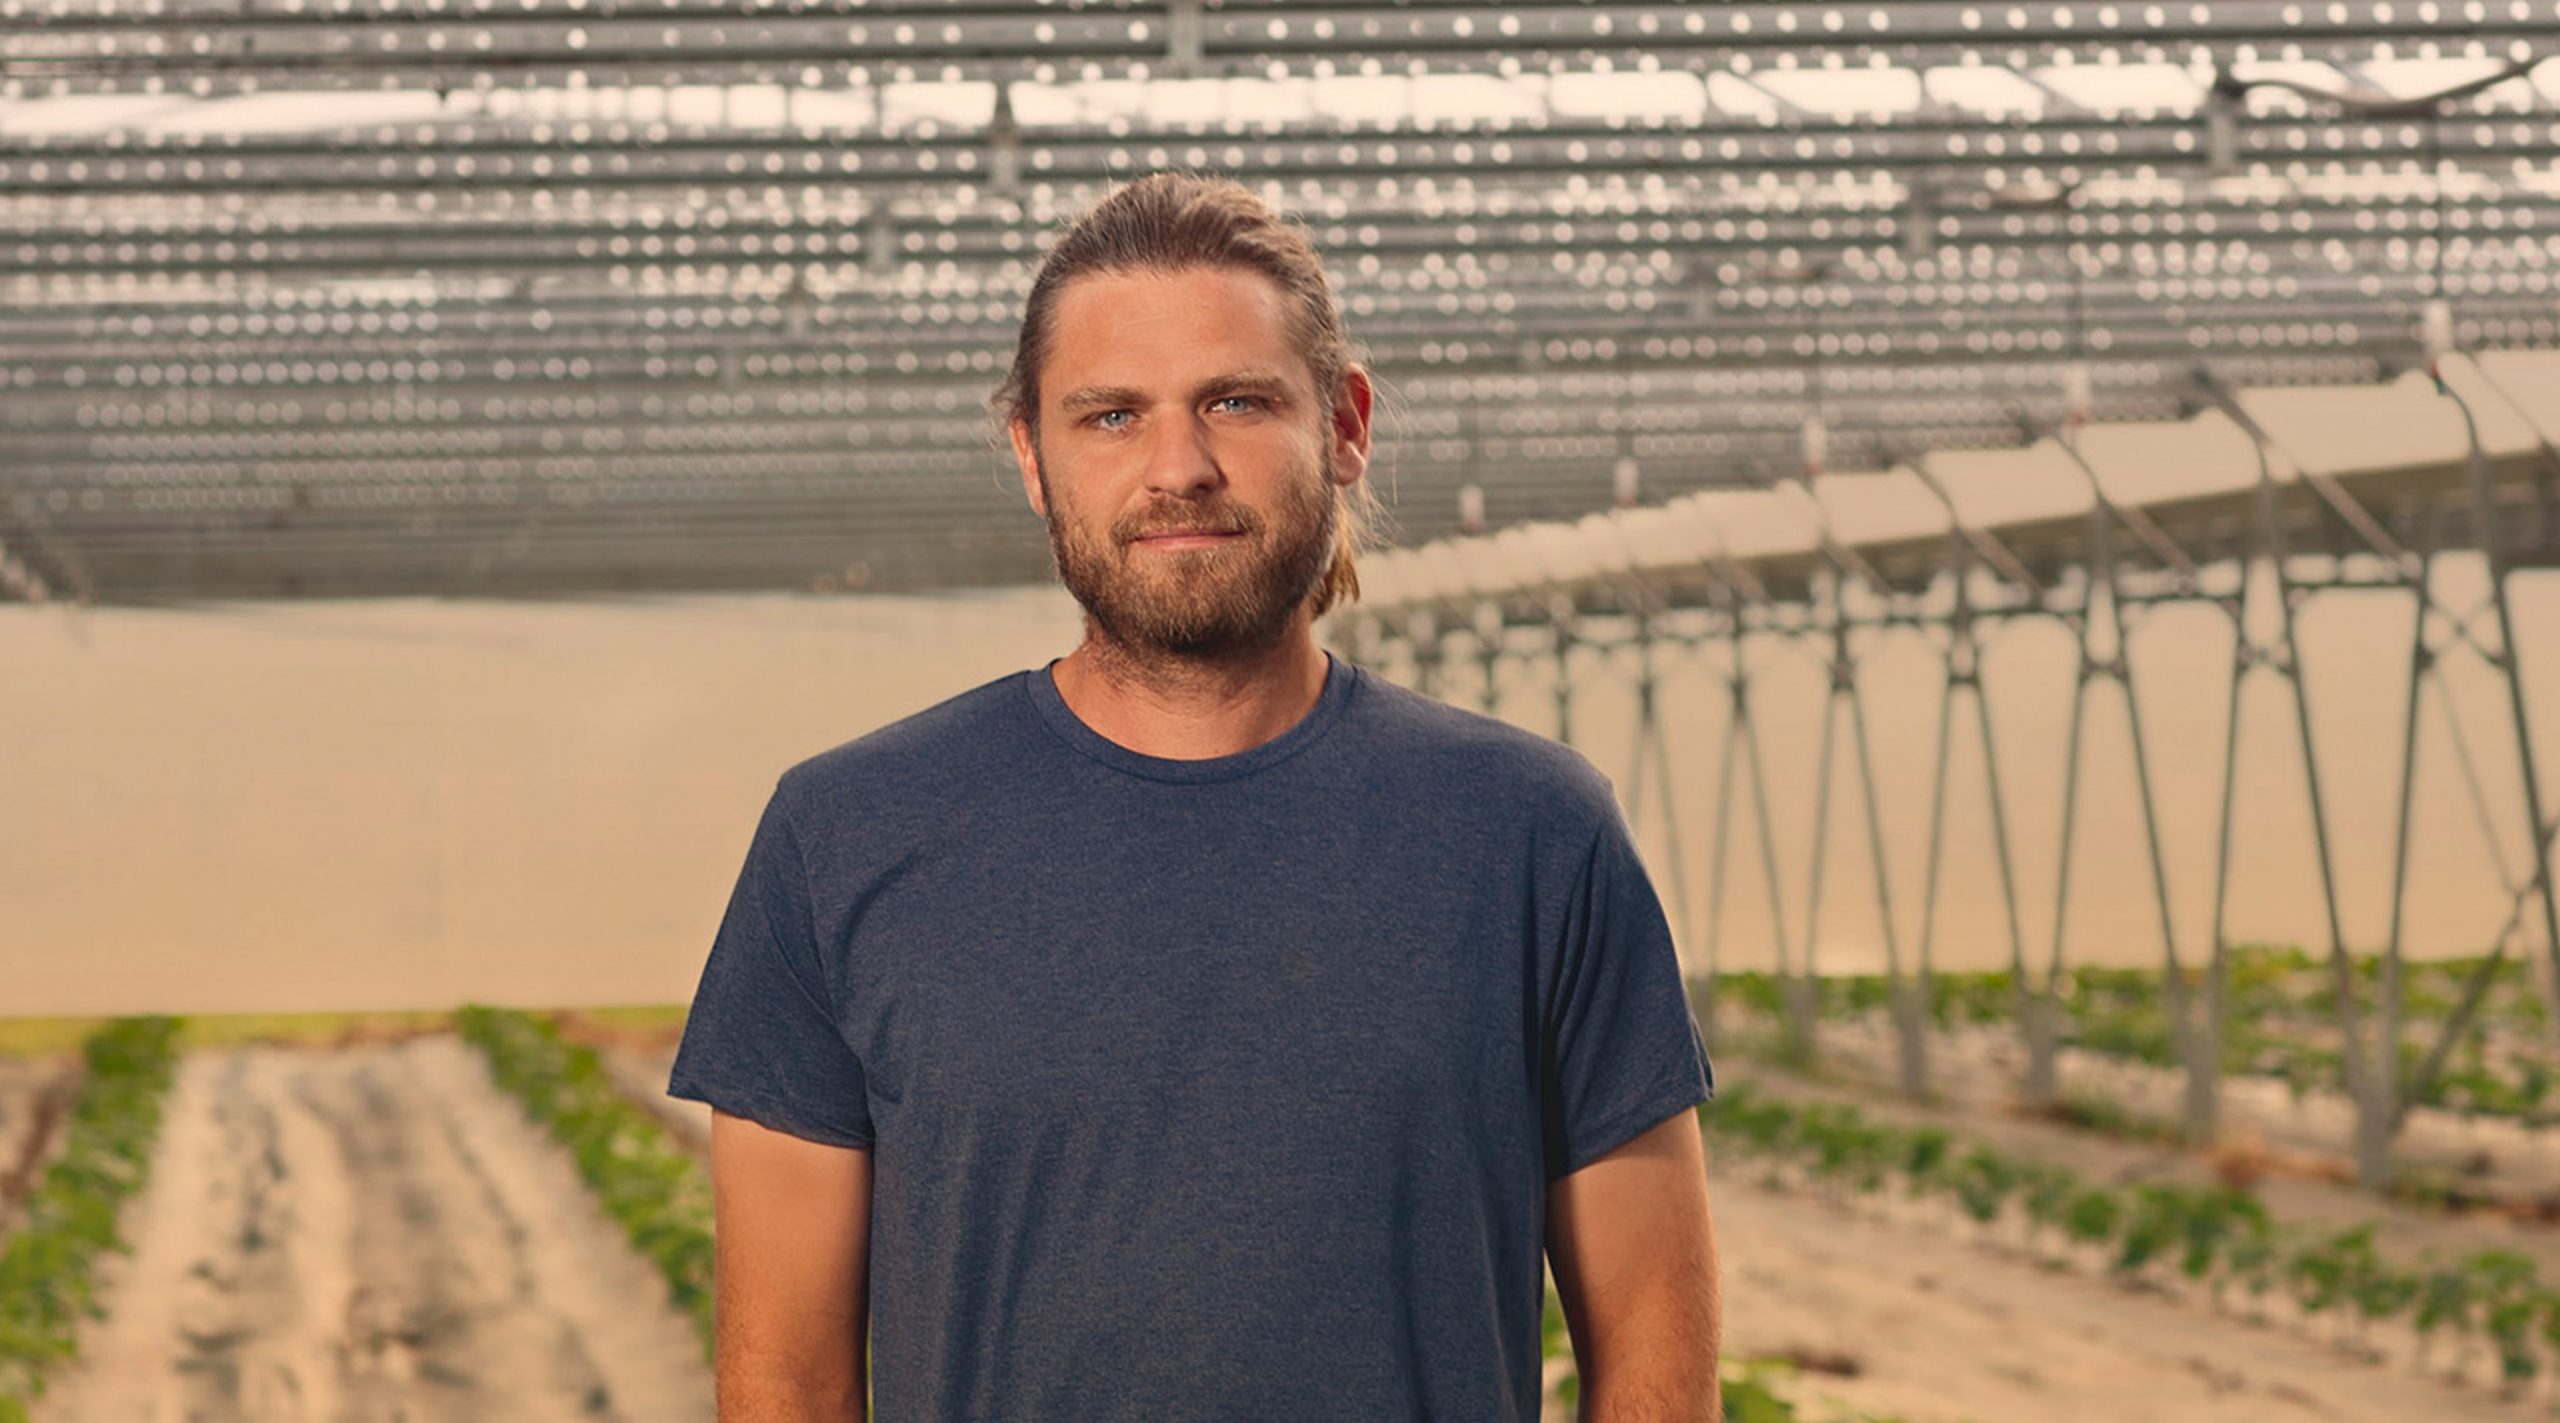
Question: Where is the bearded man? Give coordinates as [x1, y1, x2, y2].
[669, 170, 1720, 1422]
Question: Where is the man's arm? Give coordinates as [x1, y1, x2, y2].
[709, 1107, 874, 1422]
[1545, 1107, 1722, 1422]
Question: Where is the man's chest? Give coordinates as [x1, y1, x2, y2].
[827, 856, 1541, 1162]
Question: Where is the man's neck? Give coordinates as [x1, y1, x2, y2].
[1049, 623, 1332, 762]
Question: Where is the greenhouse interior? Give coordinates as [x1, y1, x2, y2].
[9, 3, 2560, 1420]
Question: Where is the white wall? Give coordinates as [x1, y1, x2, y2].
[2, 589, 1081, 1015]
[4, 552, 2554, 1016]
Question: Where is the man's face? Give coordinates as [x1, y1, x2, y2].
[1009, 265, 1366, 659]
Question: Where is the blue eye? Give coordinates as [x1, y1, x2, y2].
[1210, 395, 1259, 414]
[1092, 410, 1132, 430]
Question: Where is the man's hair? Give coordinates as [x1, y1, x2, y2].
[989, 169, 1387, 620]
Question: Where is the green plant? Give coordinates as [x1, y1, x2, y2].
[2112, 1183, 2183, 1278]
[2288, 1223, 2384, 1320]
[2061, 1187, 2121, 1245]
[1949, 1149, 2018, 1225]
[2013, 1163, 2080, 1260]
[0, 1016, 182, 1423]
[1797, 1103, 1897, 1196]
[2222, 1218, 2281, 1307]
[1715, 1357, 1938, 1423]
[2178, 1187, 2269, 1282]
[1704, 1084, 1798, 1157]
[2346, 1269, 2417, 1329]
[2460, 1251, 2539, 1387]
[1718, 1361, 1803, 1423]
[2413, 1262, 2479, 1349]
[456, 1005, 718, 1359]
[1540, 1276, 1577, 1411]
[1901, 1126, 1954, 1196]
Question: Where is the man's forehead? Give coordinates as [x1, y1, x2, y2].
[1043, 265, 1310, 397]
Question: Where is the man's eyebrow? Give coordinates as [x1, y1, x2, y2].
[1056, 383, 1147, 413]
[1194, 369, 1293, 400]
[1054, 371, 1294, 413]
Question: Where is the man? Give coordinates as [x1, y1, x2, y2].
[668, 170, 1720, 1422]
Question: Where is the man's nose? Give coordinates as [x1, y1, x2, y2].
[1141, 412, 1225, 499]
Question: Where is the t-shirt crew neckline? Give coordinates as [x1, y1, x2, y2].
[1024, 650, 1361, 784]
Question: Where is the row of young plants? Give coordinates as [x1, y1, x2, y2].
[0, 1016, 182, 1423]
[2071, 950, 2554, 1120]
[1703, 1083, 2560, 1401]
[1716, 947, 2558, 1123]
[454, 1004, 719, 1359]
[1720, 946, 2544, 1041]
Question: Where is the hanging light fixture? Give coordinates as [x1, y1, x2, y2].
[2420, 112, 2456, 377]
[781, 268, 813, 339]
[2204, 68, 2245, 180]
[1611, 381, 1639, 507]
[2420, 297, 2457, 371]
[988, 82, 1021, 193]
[1899, 182, 1935, 265]
[2062, 360, 2094, 428]
[2063, 242, 2093, 429]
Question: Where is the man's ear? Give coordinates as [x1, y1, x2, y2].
[1009, 416, 1047, 518]
[1328, 365, 1375, 491]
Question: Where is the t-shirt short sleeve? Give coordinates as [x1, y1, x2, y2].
[666, 780, 875, 1150]
[1540, 801, 1716, 1180]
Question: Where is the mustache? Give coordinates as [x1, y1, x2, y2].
[1117, 508, 1259, 542]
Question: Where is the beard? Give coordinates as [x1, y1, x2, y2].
[1038, 441, 1340, 661]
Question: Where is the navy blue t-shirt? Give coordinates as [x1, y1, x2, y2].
[667, 650, 1713, 1421]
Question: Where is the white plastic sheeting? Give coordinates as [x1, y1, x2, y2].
[1811, 469, 1951, 547]
[2234, 354, 2543, 480]
[1347, 360, 2552, 616]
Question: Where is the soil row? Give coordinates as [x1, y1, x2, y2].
[32, 1035, 713, 1423]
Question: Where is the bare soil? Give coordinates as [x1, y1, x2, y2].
[1710, 1156, 2553, 1423]
[33, 1035, 714, 1423]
